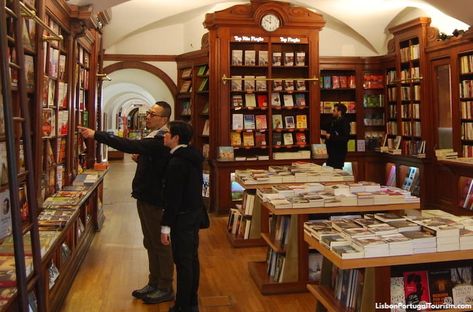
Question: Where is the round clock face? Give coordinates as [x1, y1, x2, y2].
[261, 14, 280, 32]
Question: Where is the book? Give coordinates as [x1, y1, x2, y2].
[284, 52, 294, 66]
[231, 132, 242, 146]
[311, 144, 328, 158]
[244, 75, 255, 92]
[283, 133, 293, 145]
[0, 143, 7, 185]
[295, 80, 306, 91]
[273, 79, 283, 91]
[391, 277, 406, 311]
[180, 81, 191, 93]
[257, 94, 268, 108]
[428, 269, 453, 305]
[283, 94, 294, 107]
[283, 80, 294, 91]
[201, 102, 209, 115]
[232, 95, 243, 110]
[294, 93, 306, 107]
[271, 93, 281, 107]
[296, 115, 307, 129]
[244, 94, 256, 108]
[57, 82, 68, 109]
[272, 114, 283, 129]
[284, 115, 295, 129]
[57, 110, 69, 136]
[47, 79, 56, 107]
[258, 51, 268, 66]
[242, 132, 255, 146]
[243, 114, 255, 130]
[232, 114, 243, 130]
[255, 76, 267, 91]
[197, 65, 207, 76]
[244, 50, 256, 66]
[255, 132, 267, 146]
[273, 132, 282, 145]
[272, 52, 282, 66]
[0, 190, 12, 240]
[403, 271, 430, 305]
[24, 55, 34, 89]
[42, 109, 56, 137]
[202, 120, 210, 136]
[181, 68, 192, 79]
[295, 132, 306, 145]
[198, 78, 209, 91]
[231, 76, 242, 91]
[255, 115, 267, 130]
[231, 50, 243, 66]
[296, 52, 306, 66]
[218, 146, 234, 161]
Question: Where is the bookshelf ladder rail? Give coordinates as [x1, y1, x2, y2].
[1, 0, 45, 311]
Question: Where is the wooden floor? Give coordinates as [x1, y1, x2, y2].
[60, 155, 315, 312]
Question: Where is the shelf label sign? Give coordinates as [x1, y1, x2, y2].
[233, 35, 265, 42]
[279, 37, 301, 43]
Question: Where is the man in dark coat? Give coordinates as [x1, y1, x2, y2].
[325, 103, 350, 169]
[78, 101, 174, 304]
[160, 121, 205, 312]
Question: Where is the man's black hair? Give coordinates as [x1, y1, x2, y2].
[169, 120, 193, 145]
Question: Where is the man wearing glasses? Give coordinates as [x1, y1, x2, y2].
[78, 101, 174, 304]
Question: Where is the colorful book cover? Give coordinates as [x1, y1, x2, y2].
[403, 271, 430, 305]
[428, 269, 453, 305]
[257, 94, 268, 108]
[255, 115, 267, 130]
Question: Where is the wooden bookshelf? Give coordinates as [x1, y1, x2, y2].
[248, 196, 419, 295]
[304, 231, 473, 312]
[204, 1, 325, 213]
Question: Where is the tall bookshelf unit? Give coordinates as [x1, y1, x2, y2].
[176, 48, 209, 159]
[388, 18, 431, 156]
[204, 0, 325, 213]
[1, 0, 108, 309]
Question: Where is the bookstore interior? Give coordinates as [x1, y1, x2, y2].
[2, 0, 473, 311]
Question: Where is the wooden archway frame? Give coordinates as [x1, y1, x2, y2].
[103, 61, 178, 96]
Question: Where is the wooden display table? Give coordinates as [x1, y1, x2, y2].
[249, 201, 420, 295]
[304, 232, 473, 312]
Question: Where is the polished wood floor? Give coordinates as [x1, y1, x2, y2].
[61, 155, 315, 311]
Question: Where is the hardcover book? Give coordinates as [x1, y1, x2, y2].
[296, 80, 306, 91]
[218, 146, 234, 161]
[255, 115, 267, 130]
[271, 93, 281, 107]
[232, 95, 243, 110]
[231, 131, 242, 146]
[244, 76, 255, 92]
[403, 271, 430, 305]
[258, 51, 268, 66]
[284, 52, 294, 66]
[243, 114, 255, 130]
[272, 52, 282, 66]
[245, 94, 257, 108]
[181, 68, 192, 78]
[231, 50, 243, 66]
[272, 114, 283, 129]
[428, 269, 453, 305]
[283, 94, 294, 107]
[296, 115, 307, 129]
[244, 50, 256, 66]
[242, 132, 255, 147]
[257, 94, 268, 108]
[283, 133, 294, 145]
[284, 116, 295, 129]
[255, 132, 267, 146]
[294, 93, 306, 107]
[296, 52, 306, 66]
[232, 114, 244, 130]
[255, 76, 267, 91]
[42, 109, 56, 137]
[273, 133, 282, 145]
[231, 76, 242, 91]
[273, 79, 283, 91]
[295, 132, 306, 145]
[283, 80, 294, 91]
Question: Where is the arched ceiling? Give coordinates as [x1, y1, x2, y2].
[68, 0, 471, 54]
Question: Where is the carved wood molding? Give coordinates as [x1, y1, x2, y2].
[104, 54, 177, 62]
[204, 0, 325, 30]
[103, 61, 178, 96]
